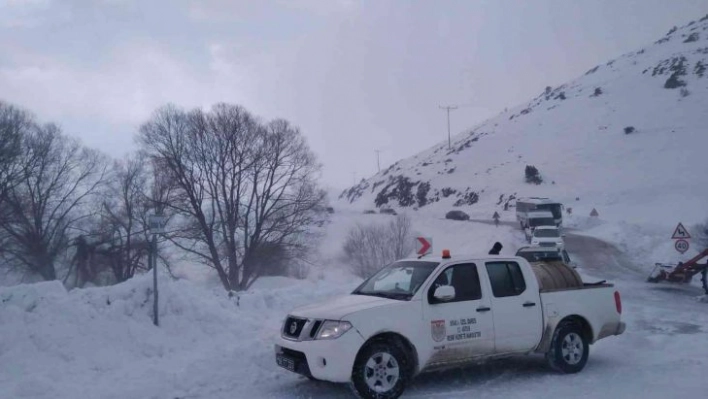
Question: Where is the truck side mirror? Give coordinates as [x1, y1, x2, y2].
[433, 286, 455, 302]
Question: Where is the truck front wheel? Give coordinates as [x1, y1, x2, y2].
[546, 322, 589, 373]
[351, 341, 411, 399]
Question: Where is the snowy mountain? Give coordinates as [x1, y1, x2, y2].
[338, 15, 708, 226]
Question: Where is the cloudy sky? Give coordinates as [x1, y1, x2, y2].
[1, 0, 707, 190]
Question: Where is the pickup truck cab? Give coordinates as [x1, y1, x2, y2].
[275, 251, 625, 399]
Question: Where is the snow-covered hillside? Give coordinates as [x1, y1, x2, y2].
[339, 15, 708, 227]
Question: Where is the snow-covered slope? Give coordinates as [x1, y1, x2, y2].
[338, 15, 708, 226]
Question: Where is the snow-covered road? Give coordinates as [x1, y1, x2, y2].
[2, 215, 707, 399]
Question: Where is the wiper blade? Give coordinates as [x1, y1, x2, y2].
[356, 291, 411, 300]
[387, 293, 412, 300]
[353, 291, 408, 300]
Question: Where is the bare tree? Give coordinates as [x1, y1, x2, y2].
[91, 156, 152, 284]
[65, 155, 176, 287]
[0, 123, 108, 280]
[343, 214, 415, 278]
[239, 118, 326, 289]
[0, 102, 32, 219]
[138, 103, 325, 291]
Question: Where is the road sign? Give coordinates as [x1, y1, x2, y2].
[674, 239, 689, 254]
[590, 208, 599, 217]
[492, 211, 500, 220]
[671, 222, 691, 239]
[416, 237, 432, 256]
[148, 215, 167, 235]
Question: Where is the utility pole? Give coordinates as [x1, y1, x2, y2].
[375, 150, 381, 173]
[439, 105, 458, 150]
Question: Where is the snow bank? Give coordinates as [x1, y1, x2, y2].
[576, 219, 703, 271]
[0, 207, 519, 399]
[0, 269, 358, 399]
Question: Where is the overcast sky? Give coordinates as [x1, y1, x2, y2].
[1, 0, 707, 190]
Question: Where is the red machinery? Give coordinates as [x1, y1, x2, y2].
[647, 248, 708, 294]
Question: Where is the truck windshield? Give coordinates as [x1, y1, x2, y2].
[352, 260, 440, 301]
[534, 229, 560, 238]
[530, 218, 555, 227]
[537, 204, 562, 219]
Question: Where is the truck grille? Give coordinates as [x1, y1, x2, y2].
[283, 316, 307, 339]
[539, 242, 557, 247]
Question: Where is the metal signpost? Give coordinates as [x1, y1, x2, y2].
[148, 214, 166, 327]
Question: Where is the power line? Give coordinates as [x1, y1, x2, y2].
[439, 105, 458, 149]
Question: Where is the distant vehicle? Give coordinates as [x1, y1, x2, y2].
[530, 226, 565, 250]
[379, 208, 397, 215]
[445, 210, 470, 221]
[275, 251, 624, 399]
[522, 210, 556, 240]
[516, 197, 563, 228]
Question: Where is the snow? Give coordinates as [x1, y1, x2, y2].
[0, 269, 358, 399]
[337, 17, 708, 228]
[3, 204, 706, 399]
[3, 15, 708, 399]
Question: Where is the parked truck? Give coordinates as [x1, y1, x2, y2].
[516, 197, 563, 228]
[275, 250, 625, 399]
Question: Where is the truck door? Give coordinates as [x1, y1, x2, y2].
[484, 261, 543, 354]
[423, 263, 494, 365]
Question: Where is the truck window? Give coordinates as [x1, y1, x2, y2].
[352, 261, 440, 301]
[529, 218, 555, 227]
[534, 229, 560, 238]
[537, 203, 562, 219]
[485, 262, 527, 297]
[428, 263, 482, 304]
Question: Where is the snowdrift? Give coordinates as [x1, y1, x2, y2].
[0, 272, 357, 399]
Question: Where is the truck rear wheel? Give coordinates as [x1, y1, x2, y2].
[351, 341, 411, 399]
[546, 322, 589, 373]
[701, 269, 708, 295]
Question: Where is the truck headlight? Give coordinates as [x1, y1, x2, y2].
[316, 320, 352, 340]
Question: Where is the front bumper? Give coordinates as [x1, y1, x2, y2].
[274, 329, 365, 383]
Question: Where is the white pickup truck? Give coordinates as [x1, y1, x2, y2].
[275, 251, 625, 399]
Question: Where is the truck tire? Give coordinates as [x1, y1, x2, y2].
[350, 341, 411, 399]
[702, 270, 708, 295]
[546, 322, 589, 373]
